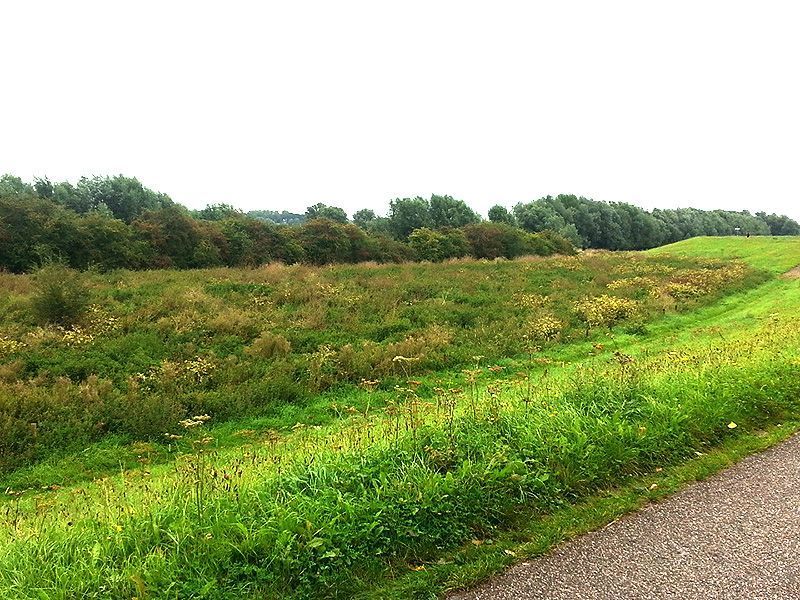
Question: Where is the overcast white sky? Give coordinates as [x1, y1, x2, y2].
[2, 1, 799, 220]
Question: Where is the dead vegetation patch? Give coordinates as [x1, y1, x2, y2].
[781, 266, 800, 279]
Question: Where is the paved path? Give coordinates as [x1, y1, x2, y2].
[449, 433, 800, 600]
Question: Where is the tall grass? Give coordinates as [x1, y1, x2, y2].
[0, 252, 761, 472]
[1, 239, 798, 598]
[1, 307, 798, 598]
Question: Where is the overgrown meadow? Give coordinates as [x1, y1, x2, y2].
[0, 251, 758, 472]
[0, 237, 798, 598]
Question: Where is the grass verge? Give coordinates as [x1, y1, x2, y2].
[370, 420, 800, 599]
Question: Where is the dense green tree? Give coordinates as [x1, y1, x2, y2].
[51, 181, 93, 214]
[132, 205, 221, 269]
[352, 209, 377, 229]
[513, 200, 566, 233]
[557, 223, 584, 248]
[305, 203, 348, 223]
[487, 205, 517, 226]
[463, 222, 529, 259]
[438, 228, 471, 259]
[293, 218, 370, 265]
[528, 230, 576, 256]
[408, 227, 470, 262]
[73, 213, 147, 270]
[408, 228, 444, 261]
[196, 203, 241, 221]
[2, 172, 798, 273]
[247, 210, 305, 225]
[74, 175, 172, 222]
[388, 197, 432, 239]
[650, 207, 771, 242]
[221, 217, 303, 265]
[0, 174, 33, 196]
[33, 177, 54, 199]
[757, 212, 800, 236]
[0, 193, 81, 271]
[367, 234, 415, 262]
[362, 216, 393, 237]
[429, 195, 481, 228]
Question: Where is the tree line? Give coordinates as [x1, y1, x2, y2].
[0, 173, 797, 273]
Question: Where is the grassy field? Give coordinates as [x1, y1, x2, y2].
[0, 237, 799, 598]
[0, 251, 758, 474]
[647, 235, 800, 273]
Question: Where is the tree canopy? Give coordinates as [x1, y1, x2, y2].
[1, 173, 797, 273]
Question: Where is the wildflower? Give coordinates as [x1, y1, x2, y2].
[514, 293, 549, 309]
[392, 355, 419, 363]
[0, 336, 25, 355]
[574, 295, 639, 331]
[60, 326, 95, 347]
[528, 315, 563, 342]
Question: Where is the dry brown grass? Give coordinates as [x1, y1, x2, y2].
[781, 265, 800, 279]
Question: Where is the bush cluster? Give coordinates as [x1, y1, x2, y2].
[3, 173, 798, 274]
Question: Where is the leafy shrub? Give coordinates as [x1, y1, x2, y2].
[0, 375, 115, 471]
[208, 309, 259, 338]
[573, 294, 639, 334]
[30, 263, 90, 325]
[245, 332, 292, 359]
[528, 314, 564, 342]
[109, 381, 185, 439]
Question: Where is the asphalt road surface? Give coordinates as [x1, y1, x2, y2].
[449, 433, 800, 600]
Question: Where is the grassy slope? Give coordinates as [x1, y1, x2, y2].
[367, 236, 800, 597]
[647, 235, 800, 273]
[1, 237, 799, 599]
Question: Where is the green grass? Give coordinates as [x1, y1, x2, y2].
[374, 418, 800, 599]
[0, 251, 761, 473]
[0, 237, 799, 598]
[647, 235, 800, 273]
